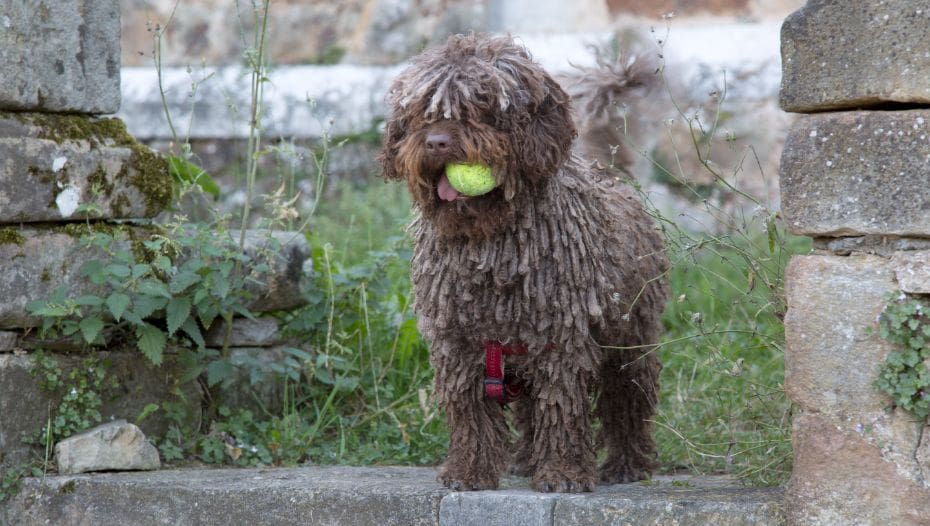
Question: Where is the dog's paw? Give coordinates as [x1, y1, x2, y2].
[532, 467, 596, 493]
[598, 459, 652, 485]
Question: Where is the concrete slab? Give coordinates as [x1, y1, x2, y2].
[1, 467, 785, 526]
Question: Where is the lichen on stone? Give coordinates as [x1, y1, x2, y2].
[7, 112, 174, 217]
[0, 228, 26, 246]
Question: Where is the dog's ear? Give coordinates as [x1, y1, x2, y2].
[514, 76, 577, 182]
[378, 114, 406, 181]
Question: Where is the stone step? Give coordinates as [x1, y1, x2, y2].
[1, 466, 785, 526]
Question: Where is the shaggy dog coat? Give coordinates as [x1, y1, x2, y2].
[379, 34, 668, 493]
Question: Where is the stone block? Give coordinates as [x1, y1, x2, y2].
[203, 317, 283, 348]
[0, 352, 199, 470]
[780, 110, 930, 237]
[783, 255, 896, 414]
[894, 251, 930, 294]
[0, 227, 308, 329]
[787, 412, 930, 526]
[780, 1, 930, 112]
[0, 113, 171, 223]
[238, 230, 311, 313]
[0, 0, 120, 113]
[0, 331, 16, 351]
[55, 421, 160, 475]
[216, 347, 295, 412]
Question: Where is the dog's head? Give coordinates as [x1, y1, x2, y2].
[379, 34, 577, 238]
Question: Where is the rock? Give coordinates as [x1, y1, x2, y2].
[780, 1, 930, 112]
[780, 110, 930, 237]
[0, 112, 171, 223]
[0, 352, 199, 471]
[238, 230, 311, 313]
[55, 420, 160, 475]
[0, 226, 308, 329]
[0, 0, 120, 113]
[787, 412, 930, 526]
[0, 331, 16, 351]
[203, 317, 282, 348]
[783, 255, 896, 414]
[893, 251, 930, 294]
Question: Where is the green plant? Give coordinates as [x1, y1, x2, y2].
[875, 294, 930, 419]
[25, 222, 272, 387]
[24, 350, 119, 446]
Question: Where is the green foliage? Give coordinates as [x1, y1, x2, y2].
[26, 223, 260, 385]
[25, 351, 119, 446]
[0, 465, 42, 502]
[167, 153, 221, 199]
[654, 230, 807, 486]
[875, 294, 930, 419]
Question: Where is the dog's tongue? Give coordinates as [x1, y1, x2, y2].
[437, 173, 460, 202]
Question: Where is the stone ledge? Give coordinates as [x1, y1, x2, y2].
[1, 466, 785, 526]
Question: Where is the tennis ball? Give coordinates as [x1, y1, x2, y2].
[445, 163, 497, 196]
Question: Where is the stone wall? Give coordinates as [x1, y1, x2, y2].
[0, 1, 310, 472]
[779, 1, 930, 524]
[119, 0, 802, 68]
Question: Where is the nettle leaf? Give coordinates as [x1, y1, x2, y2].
[104, 263, 132, 279]
[211, 275, 231, 300]
[206, 359, 235, 386]
[169, 271, 201, 294]
[137, 323, 166, 365]
[154, 255, 173, 274]
[75, 294, 104, 307]
[78, 317, 104, 344]
[131, 264, 150, 280]
[180, 317, 205, 348]
[138, 279, 171, 299]
[106, 292, 131, 322]
[166, 297, 192, 336]
[132, 295, 169, 320]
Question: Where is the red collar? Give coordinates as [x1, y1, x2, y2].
[484, 341, 528, 404]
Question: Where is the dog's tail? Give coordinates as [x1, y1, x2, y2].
[561, 45, 658, 178]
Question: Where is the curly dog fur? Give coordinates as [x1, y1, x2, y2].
[379, 34, 668, 493]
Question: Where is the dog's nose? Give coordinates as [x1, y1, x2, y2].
[425, 132, 451, 153]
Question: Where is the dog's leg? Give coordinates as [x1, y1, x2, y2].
[433, 339, 509, 490]
[508, 391, 535, 477]
[527, 353, 598, 493]
[595, 348, 660, 484]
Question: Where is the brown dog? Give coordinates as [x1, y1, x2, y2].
[379, 34, 668, 493]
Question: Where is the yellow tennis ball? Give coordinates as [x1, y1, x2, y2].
[445, 163, 496, 196]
